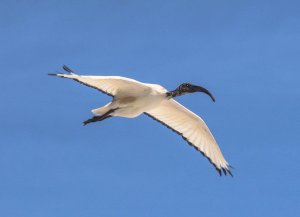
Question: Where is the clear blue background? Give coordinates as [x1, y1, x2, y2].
[1, 0, 299, 216]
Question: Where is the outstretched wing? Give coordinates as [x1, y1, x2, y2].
[145, 99, 232, 176]
[49, 66, 149, 97]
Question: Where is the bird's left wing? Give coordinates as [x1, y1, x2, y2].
[49, 66, 149, 97]
[145, 99, 232, 176]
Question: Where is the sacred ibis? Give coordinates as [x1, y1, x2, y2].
[49, 65, 232, 176]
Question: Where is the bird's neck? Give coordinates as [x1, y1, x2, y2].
[166, 90, 184, 98]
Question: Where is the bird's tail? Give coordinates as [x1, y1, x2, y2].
[91, 103, 113, 115]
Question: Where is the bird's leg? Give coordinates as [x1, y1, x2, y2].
[83, 115, 112, 125]
[83, 108, 117, 125]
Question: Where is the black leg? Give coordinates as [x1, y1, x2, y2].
[83, 108, 117, 125]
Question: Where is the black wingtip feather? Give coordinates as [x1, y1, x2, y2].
[48, 73, 57, 76]
[220, 166, 234, 177]
[62, 65, 74, 73]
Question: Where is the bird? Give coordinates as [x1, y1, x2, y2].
[49, 65, 232, 176]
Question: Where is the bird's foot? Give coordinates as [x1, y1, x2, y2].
[83, 115, 112, 126]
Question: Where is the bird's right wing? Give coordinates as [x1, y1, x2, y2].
[145, 99, 232, 176]
[49, 66, 149, 97]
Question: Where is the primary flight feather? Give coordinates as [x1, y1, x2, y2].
[49, 65, 232, 176]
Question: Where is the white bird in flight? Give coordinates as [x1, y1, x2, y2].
[49, 65, 232, 176]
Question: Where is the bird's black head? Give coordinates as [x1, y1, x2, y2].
[167, 83, 215, 102]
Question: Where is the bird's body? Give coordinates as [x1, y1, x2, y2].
[49, 66, 232, 176]
[94, 83, 167, 118]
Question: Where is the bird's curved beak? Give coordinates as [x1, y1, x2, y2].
[192, 85, 215, 102]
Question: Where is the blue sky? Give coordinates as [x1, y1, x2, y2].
[1, 0, 299, 216]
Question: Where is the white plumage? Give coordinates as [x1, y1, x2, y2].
[49, 66, 232, 176]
